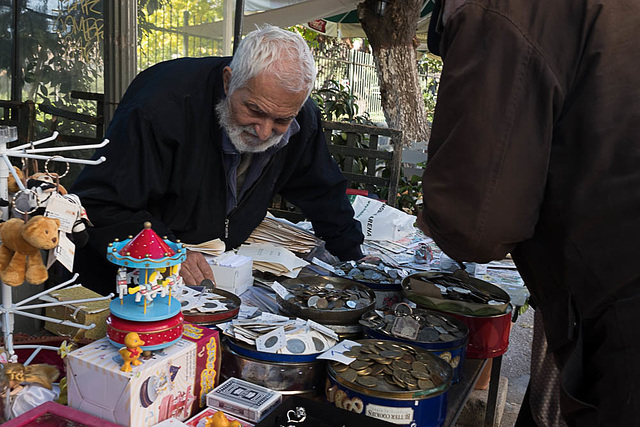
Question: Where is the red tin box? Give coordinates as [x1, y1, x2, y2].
[107, 311, 184, 350]
[445, 305, 513, 359]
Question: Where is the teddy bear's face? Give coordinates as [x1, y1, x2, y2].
[22, 216, 61, 250]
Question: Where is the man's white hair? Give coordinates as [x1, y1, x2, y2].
[227, 25, 317, 98]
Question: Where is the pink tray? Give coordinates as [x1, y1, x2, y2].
[4, 401, 122, 427]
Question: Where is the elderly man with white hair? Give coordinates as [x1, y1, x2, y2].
[72, 25, 364, 293]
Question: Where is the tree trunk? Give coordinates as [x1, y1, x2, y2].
[358, 0, 429, 146]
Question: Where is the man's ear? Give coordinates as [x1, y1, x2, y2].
[223, 66, 232, 95]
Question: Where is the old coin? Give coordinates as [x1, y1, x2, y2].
[316, 297, 329, 309]
[392, 359, 411, 371]
[351, 360, 371, 371]
[418, 378, 435, 390]
[402, 372, 418, 387]
[411, 370, 431, 380]
[380, 350, 403, 359]
[333, 363, 349, 373]
[355, 366, 372, 376]
[370, 364, 385, 376]
[356, 376, 378, 388]
[411, 361, 428, 372]
[340, 368, 358, 382]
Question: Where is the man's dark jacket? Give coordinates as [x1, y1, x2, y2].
[422, 0, 640, 424]
[71, 57, 363, 293]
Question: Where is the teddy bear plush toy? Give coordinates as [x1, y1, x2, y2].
[0, 216, 61, 286]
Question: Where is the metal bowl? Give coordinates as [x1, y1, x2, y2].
[402, 271, 511, 317]
[277, 276, 375, 325]
[181, 287, 241, 325]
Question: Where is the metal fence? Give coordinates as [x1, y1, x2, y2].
[138, 19, 431, 122]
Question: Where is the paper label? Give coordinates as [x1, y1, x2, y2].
[317, 340, 361, 364]
[44, 193, 77, 233]
[311, 257, 337, 274]
[47, 231, 75, 272]
[365, 403, 414, 425]
[307, 319, 339, 340]
[238, 304, 258, 319]
[271, 281, 292, 299]
[260, 312, 290, 322]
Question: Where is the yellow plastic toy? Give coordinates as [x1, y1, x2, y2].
[205, 411, 242, 427]
[119, 332, 145, 372]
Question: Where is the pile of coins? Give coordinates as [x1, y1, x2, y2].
[334, 261, 405, 285]
[360, 309, 467, 344]
[414, 274, 509, 304]
[329, 341, 449, 393]
[285, 283, 373, 311]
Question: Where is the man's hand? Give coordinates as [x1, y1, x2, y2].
[180, 251, 215, 286]
[416, 210, 431, 237]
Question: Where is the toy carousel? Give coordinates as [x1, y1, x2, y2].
[106, 222, 187, 351]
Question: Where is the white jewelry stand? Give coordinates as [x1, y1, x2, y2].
[0, 128, 114, 360]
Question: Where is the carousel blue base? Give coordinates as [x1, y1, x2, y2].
[110, 293, 182, 321]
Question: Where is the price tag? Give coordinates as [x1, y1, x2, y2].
[44, 193, 77, 233]
[47, 231, 75, 272]
[317, 340, 361, 364]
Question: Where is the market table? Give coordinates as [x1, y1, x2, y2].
[443, 357, 505, 427]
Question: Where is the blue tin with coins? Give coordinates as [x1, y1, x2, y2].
[325, 339, 452, 427]
[360, 305, 469, 384]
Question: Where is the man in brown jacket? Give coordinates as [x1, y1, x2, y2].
[421, 0, 640, 425]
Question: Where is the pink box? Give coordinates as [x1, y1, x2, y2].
[181, 323, 222, 416]
[3, 401, 122, 427]
[186, 407, 254, 427]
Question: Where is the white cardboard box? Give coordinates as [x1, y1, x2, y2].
[67, 337, 197, 427]
[210, 253, 253, 295]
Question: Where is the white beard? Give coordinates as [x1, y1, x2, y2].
[216, 99, 283, 153]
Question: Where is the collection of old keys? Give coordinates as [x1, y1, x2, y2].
[390, 302, 422, 340]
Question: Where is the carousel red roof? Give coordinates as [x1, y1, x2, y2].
[118, 222, 176, 259]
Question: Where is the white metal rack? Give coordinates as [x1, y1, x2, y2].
[0, 128, 114, 360]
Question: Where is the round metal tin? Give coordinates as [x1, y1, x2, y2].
[277, 276, 375, 325]
[361, 309, 469, 384]
[181, 288, 241, 325]
[326, 339, 452, 427]
[221, 339, 325, 396]
[402, 272, 511, 317]
[106, 312, 184, 351]
[441, 306, 513, 359]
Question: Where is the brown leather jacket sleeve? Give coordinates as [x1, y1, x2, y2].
[422, 3, 563, 263]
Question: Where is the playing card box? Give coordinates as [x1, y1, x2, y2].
[206, 378, 281, 423]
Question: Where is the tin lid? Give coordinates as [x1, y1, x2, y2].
[327, 339, 453, 400]
[359, 306, 469, 349]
